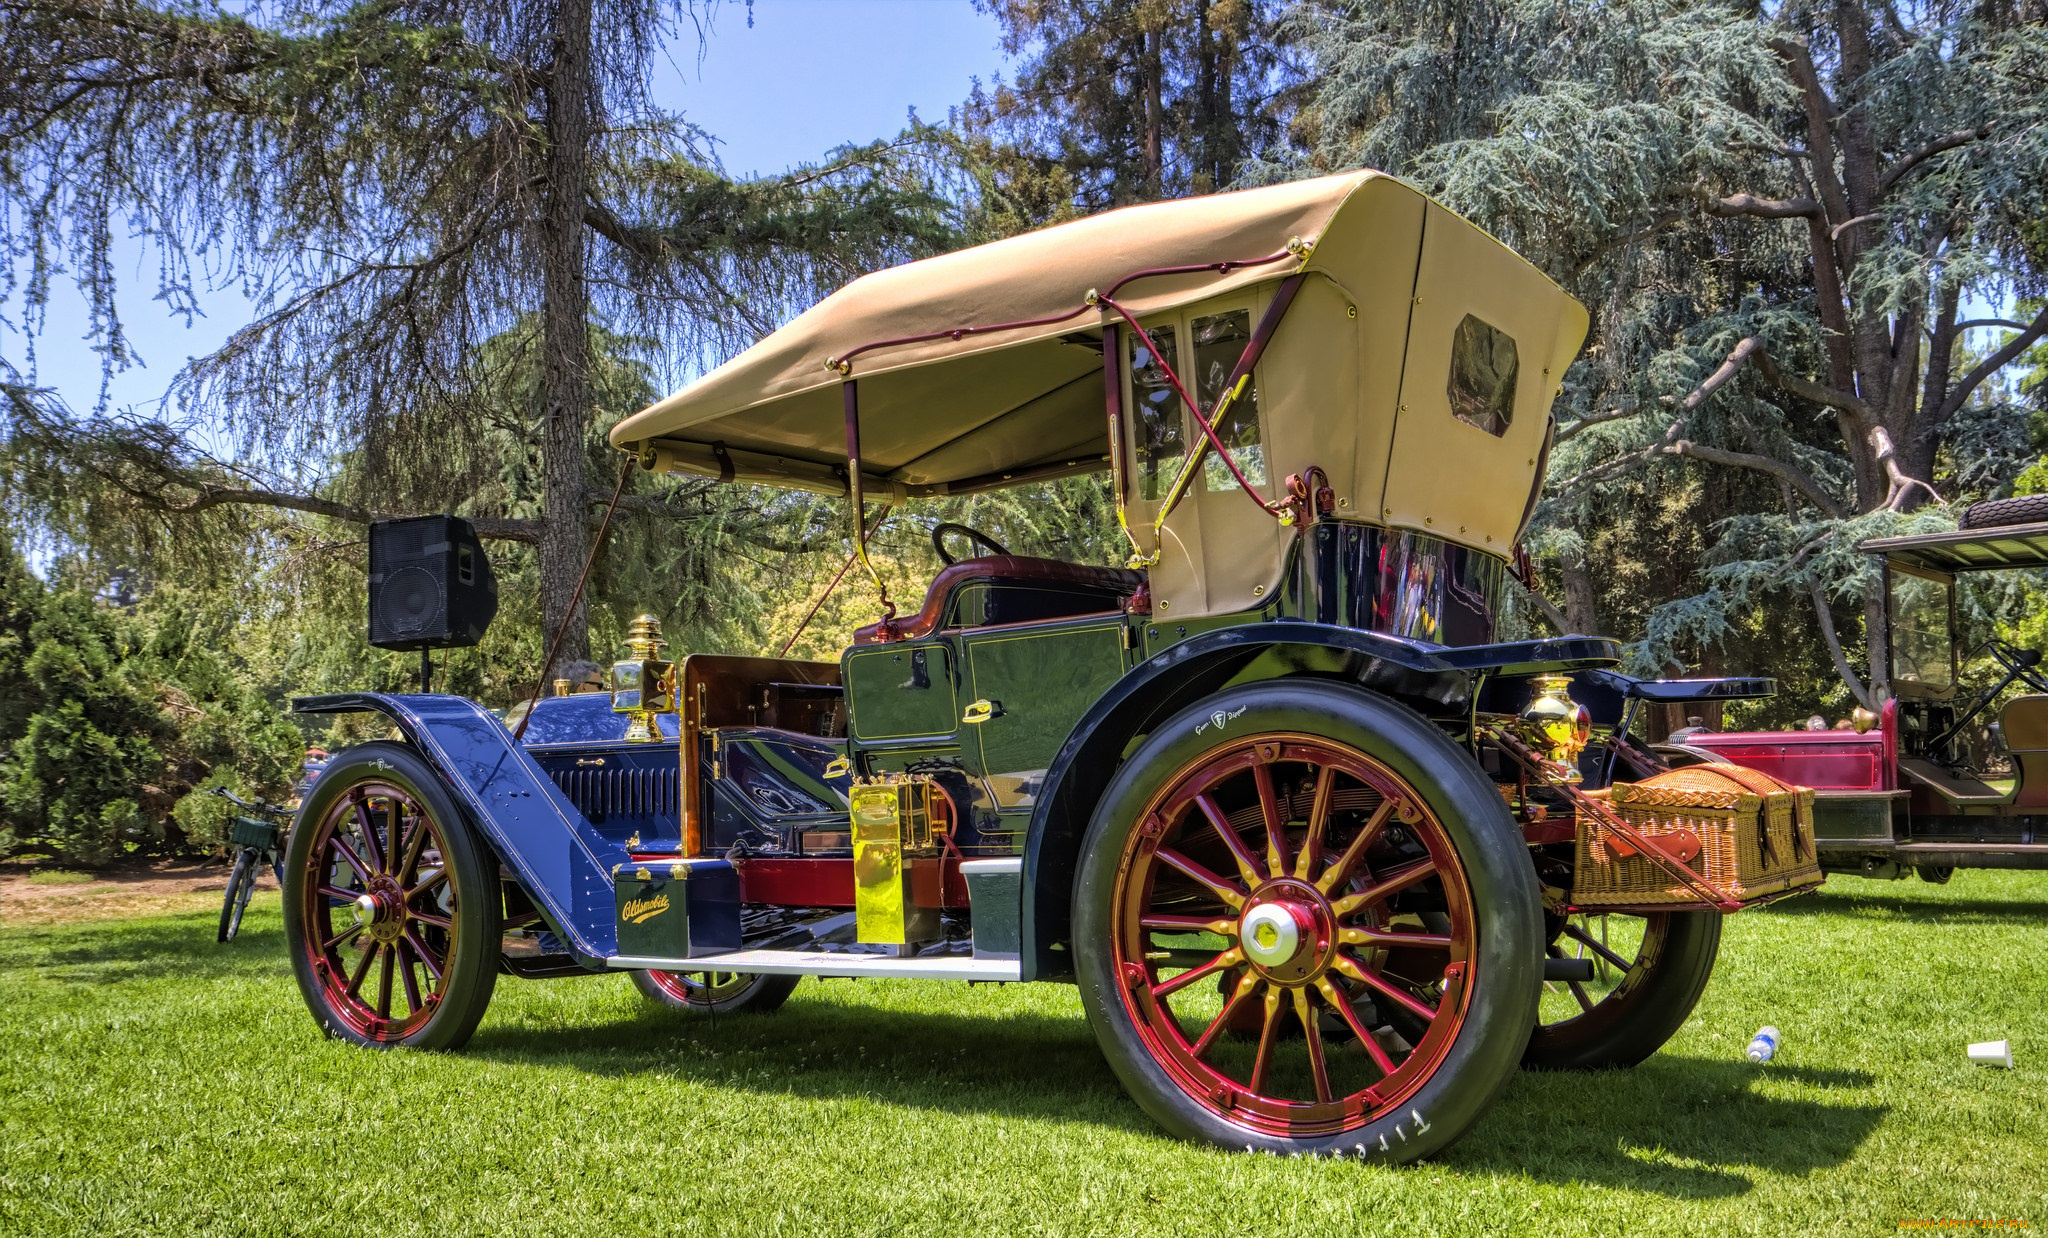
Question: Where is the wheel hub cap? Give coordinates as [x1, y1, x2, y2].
[1237, 884, 1331, 984]
[354, 875, 406, 944]
[1240, 903, 1302, 965]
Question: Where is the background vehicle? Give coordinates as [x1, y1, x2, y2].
[282, 170, 1817, 1162]
[1684, 503, 2048, 881]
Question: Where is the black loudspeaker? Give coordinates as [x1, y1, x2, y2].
[367, 515, 498, 651]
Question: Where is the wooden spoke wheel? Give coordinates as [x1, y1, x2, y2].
[632, 968, 799, 1015]
[1075, 681, 1541, 1162]
[283, 743, 500, 1049]
[1524, 908, 1720, 1070]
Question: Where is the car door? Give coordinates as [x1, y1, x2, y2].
[959, 615, 1132, 817]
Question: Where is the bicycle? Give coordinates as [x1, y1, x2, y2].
[215, 787, 294, 943]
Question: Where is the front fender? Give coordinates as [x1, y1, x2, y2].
[293, 692, 626, 960]
[1018, 622, 1618, 979]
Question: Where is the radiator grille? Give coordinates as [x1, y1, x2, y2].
[545, 763, 680, 823]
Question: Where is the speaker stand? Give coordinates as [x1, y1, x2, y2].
[419, 648, 433, 694]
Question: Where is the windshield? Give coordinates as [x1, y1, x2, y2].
[1890, 569, 1954, 693]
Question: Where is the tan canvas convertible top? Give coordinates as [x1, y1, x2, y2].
[612, 170, 1588, 616]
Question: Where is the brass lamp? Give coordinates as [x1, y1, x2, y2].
[611, 613, 676, 742]
[1520, 673, 1592, 782]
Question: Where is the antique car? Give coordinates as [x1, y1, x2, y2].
[282, 170, 1820, 1163]
[1681, 504, 2048, 881]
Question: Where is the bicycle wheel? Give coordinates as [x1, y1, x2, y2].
[218, 849, 259, 943]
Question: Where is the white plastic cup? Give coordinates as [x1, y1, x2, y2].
[1967, 1039, 2014, 1068]
[1746, 1026, 1780, 1063]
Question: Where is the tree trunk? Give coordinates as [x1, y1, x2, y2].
[1195, 3, 1215, 191]
[1561, 554, 1599, 636]
[1864, 590, 1889, 702]
[1141, 26, 1164, 198]
[538, 0, 596, 675]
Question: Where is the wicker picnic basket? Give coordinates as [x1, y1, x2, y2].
[1572, 764, 1824, 906]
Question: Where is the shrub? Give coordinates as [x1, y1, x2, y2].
[0, 535, 301, 864]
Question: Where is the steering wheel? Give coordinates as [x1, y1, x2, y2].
[931, 521, 1010, 567]
[1985, 638, 2048, 692]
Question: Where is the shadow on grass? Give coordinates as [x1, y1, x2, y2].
[14, 919, 1889, 1195]
[468, 992, 1887, 1196]
[466, 989, 1154, 1134]
[2, 917, 290, 985]
[1453, 1056, 1886, 1197]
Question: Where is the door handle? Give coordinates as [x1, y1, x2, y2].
[962, 699, 1003, 725]
[823, 756, 851, 780]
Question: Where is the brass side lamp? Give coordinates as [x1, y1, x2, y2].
[611, 613, 676, 742]
[1520, 673, 1592, 782]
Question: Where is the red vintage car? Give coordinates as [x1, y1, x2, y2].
[1683, 501, 2048, 881]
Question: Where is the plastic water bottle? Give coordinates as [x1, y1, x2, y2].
[1746, 1026, 1780, 1063]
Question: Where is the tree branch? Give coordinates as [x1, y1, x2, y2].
[1552, 338, 1852, 517]
[1555, 402, 1640, 444]
[1668, 439, 1846, 519]
[1806, 571, 1874, 710]
[584, 198, 661, 260]
[1769, 37, 1854, 236]
[167, 484, 542, 542]
[1878, 124, 1992, 194]
[598, 485, 718, 519]
[1570, 210, 1683, 278]
[1699, 191, 1823, 219]
[1747, 346, 1874, 421]
[1525, 583, 1571, 634]
[1935, 302, 2048, 422]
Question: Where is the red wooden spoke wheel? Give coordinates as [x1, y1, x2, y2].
[1075, 682, 1541, 1161]
[284, 743, 499, 1050]
[1115, 736, 1473, 1137]
[632, 968, 799, 1015]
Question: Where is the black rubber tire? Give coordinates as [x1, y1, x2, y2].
[1960, 495, 2048, 529]
[217, 849, 258, 943]
[1522, 910, 1721, 1070]
[1916, 865, 1955, 884]
[283, 742, 501, 1050]
[630, 969, 800, 1014]
[1072, 680, 1543, 1162]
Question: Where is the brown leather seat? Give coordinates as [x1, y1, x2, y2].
[1999, 695, 2048, 808]
[852, 556, 1146, 645]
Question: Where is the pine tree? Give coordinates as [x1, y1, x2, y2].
[963, 0, 1306, 214]
[0, 0, 959, 672]
[1292, 0, 2048, 705]
[0, 550, 166, 865]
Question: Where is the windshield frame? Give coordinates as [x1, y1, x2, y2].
[1886, 560, 1957, 701]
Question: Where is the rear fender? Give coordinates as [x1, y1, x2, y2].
[293, 692, 624, 960]
[1018, 622, 1618, 979]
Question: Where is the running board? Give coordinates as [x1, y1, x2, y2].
[608, 949, 1024, 981]
[1892, 843, 2048, 870]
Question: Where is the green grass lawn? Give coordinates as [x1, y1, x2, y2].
[2, 873, 2042, 1237]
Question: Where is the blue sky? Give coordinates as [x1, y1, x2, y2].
[2, 0, 1009, 426]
